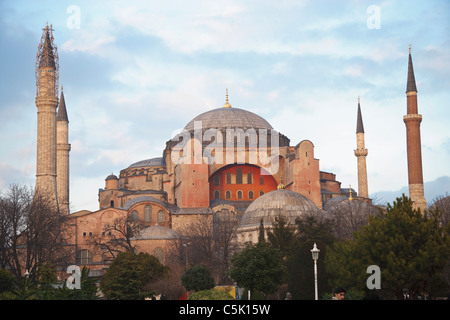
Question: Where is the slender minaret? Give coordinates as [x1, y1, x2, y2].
[35, 24, 59, 209]
[403, 45, 427, 211]
[354, 97, 369, 198]
[57, 87, 71, 214]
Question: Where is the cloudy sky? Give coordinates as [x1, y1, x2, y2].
[0, 0, 449, 212]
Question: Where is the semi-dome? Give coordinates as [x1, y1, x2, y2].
[239, 189, 319, 229]
[184, 107, 273, 133]
[127, 157, 166, 169]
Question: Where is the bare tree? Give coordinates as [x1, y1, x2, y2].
[0, 184, 72, 280]
[429, 194, 450, 226]
[323, 199, 381, 240]
[87, 214, 147, 262]
[212, 209, 240, 284]
[177, 210, 239, 284]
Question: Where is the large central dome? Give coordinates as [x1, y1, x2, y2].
[184, 107, 273, 132]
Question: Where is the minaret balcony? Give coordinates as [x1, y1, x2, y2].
[403, 114, 422, 124]
[354, 148, 368, 157]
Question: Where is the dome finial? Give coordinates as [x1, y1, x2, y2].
[277, 179, 285, 190]
[223, 88, 231, 108]
[349, 185, 353, 201]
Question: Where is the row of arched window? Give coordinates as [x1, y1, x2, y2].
[214, 190, 264, 200]
[130, 205, 165, 223]
[213, 170, 264, 185]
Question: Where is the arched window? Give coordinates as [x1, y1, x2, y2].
[226, 190, 231, 199]
[226, 172, 231, 184]
[236, 168, 242, 184]
[247, 172, 253, 184]
[144, 205, 152, 222]
[214, 190, 220, 199]
[153, 247, 164, 263]
[237, 190, 243, 199]
[130, 210, 139, 220]
[157, 210, 165, 223]
[213, 175, 220, 186]
[76, 249, 93, 265]
[260, 176, 264, 185]
[260, 191, 264, 196]
[249, 191, 254, 199]
[110, 200, 114, 208]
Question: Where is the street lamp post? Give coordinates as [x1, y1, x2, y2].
[183, 242, 190, 268]
[311, 243, 320, 300]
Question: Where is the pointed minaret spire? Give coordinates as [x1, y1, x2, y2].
[406, 44, 417, 93]
[354, 97, 369, 198]
[39, 24, 56, 68]
[57, 86, 69, 122]
[403, 45, 426, 211]
[356, 96, 364, 133]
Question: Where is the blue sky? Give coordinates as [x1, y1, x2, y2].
[0, 0, 449, 212]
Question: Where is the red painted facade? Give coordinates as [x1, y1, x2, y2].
[209, 164, 278, 201]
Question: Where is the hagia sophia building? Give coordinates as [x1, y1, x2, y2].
[33, 24, 428, 275]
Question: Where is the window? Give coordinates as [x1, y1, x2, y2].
[247, 172, 253, 184]
[237, 190, 243, 199]
[76, 249, 93, 265]
[213, 175, 220, 186]
[130, 210, 139, 221]
[236, 168, 242, 184]
[214, 190, 220, 199]
[260, 191, 264, 196]
[249, 191, 254, 199]
[260, 176, 264, 185]
[226, 172, 231, 184]
[226, 190, 231, 199]
[157, 210, 165, 223]
[144, 205, 152, 222]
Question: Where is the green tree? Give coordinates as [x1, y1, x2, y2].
[181, 265, 215, 292]
[286, 214, 335, 300]
[227, 242, 286, 299]
[0, 268, 15, 294]
[326, 195, 450, 299]
[267, 215, 296, 258]
[100, 251, 169, 300]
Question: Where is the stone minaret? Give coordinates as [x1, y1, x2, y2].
[403, 45, 427, 211]
[354, 97, 369, 198]
[57, 87, 71, 214]
[35, 24, 59, 209]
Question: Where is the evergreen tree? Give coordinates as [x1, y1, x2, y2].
[326, 195, 450, 299]
[181, 265, 215, 292]
[100, 251, 169, 300]
[228, 242, 286, 299]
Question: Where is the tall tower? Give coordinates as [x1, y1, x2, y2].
[403, 45, 427, 211]
[354, 97, 369, 198]
[57, 87, 71, 214]
[35, 24, 59, 209]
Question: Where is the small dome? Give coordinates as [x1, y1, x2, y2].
[239, 189, 319, 228]
[132, 225, 180, 240]
[105, 173, 118, 180]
